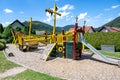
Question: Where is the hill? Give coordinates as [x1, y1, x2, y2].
[95, 16, 120, 31]
[103, 16, 120, 27]
[23, 21, 74, 33]
[63, 25, 74, 31]
[23, 21, 63, 34]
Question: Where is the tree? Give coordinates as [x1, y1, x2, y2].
[21, 26, 29, 34]
[0, 23, 4, 33]
[2, 25, 13, 43]
[3, 25, 12, 37]
[31, 30, 36, 34]
[15, 26, 21, 32]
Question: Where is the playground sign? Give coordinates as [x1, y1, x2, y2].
[101, 45, 115, 52]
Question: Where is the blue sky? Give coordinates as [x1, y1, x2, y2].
[0, 0, 120, 27]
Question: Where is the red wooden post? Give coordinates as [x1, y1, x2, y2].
[62, 30, 66, 58]
[73, 23, 78, 60]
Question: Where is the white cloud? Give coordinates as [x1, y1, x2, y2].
[43, 12, 52, 23]
[57, 11, 70, 19]
[44, 4, 74, 22]
[3, 8, 13, 13]
[2, 22, 11, 26]
[95, 13, 103, 18]
[59, 4, 74, 11]
[78, 12, 87, 20]
[112, 5, 120, 9]
[66, 15, 73, 21]
[105, 5, 120, 11]
[57, 4, 74, 20]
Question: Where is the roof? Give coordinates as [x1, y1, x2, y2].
[98, 26, 120, 32]
[68, 27, 74, 32]
[84, 26, 96, 32]
[10, 20, 25, 26]
[67, 26, 95, 33]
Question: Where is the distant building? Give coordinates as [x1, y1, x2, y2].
[84, 26, 96, 33]
[67, 27, 74, 34]
[36, 30, 45, 35]
[10, 20, 25, 29]
[98, 26, 120, 32]
[67, 26, 95, 34]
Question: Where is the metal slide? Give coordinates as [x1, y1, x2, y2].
[41, 43, 56, 61]
[79, 33, 120, 65]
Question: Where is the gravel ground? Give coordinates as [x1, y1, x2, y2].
[4, 44, 120, 80]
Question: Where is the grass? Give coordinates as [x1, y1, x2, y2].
[100, 50, 120, 58]
[85, 49, 120, 58]
[2, 69, 64, 80]
[0, 51, 64, 80]
[0, 51, 19, 72]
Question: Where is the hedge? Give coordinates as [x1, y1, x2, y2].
[84, 32, 120, 51]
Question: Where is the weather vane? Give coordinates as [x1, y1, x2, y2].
[76, 17, 78, 23]
[84, 20, 86, 26]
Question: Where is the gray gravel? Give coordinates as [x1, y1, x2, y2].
[4, 44, 120, 80]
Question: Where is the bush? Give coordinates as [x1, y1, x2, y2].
[3, 25, 12, 37]
[0, 39, 6, 50]
[0, 39, 6, 44]
[1, 25, 13, 43]
[6, 37, 13, 43]
[0, 43, 4, 50]
[84, 32, 120, 51]
[0, 34, 8, 39]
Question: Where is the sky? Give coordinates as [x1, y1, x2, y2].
[0, 0, 120, 28]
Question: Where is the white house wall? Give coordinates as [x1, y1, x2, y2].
[101, 29, 109, 32]
[88, 29, 94, 33]
[11, 22, 23, 29]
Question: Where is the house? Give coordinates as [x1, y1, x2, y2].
[10, 20, 25, 29]
[67, 27, 74, 34]
[98, 26, 120, 32]
[84, 26, 96, 33]
[67, 26, 95, 34]
[36, 30, 45, 35]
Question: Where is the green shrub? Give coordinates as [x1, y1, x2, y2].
[0, 33, 8, 39]
[0, 39, 6, 50]
[0, 42, 5, 50]
[0, 39, 6, 44]
[84, 32, 120, 51]
[6, 37, 13, 43]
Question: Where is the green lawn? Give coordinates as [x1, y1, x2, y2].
[0, 51, 19, 72]
[2, 69, 64, 80]
[85, 49, 120, 58]
[100, 50, 120, 58]
[0, 51, 64, 80]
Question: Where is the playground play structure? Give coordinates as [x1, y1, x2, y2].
[11, 4, 120, 66]
[41, 4, 120, 66]
[11, 18, 40, 51]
